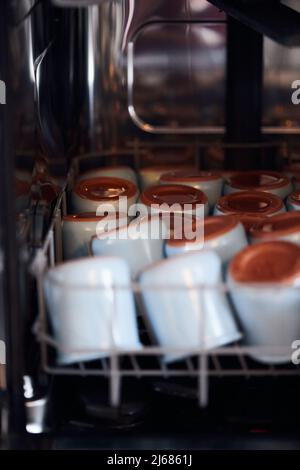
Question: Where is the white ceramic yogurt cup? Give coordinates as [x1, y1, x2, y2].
[224, 171, 292, 200]
[228, 241, 300, 364]
[160, 170, 223, 208]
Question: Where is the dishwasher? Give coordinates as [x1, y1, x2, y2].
[0, 0, 300, 451]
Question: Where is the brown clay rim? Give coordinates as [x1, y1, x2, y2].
[288, 190, 300, 206]
[229, 241, 300, 284]
[231, 213, 268, 233]
[167, 215, 238, 247]
[63, 212, 127, 223]
[139, 164, 195, 174]
[141, 184, 208, 208]
[250, 212, 300, 239]
[216, 191, 283, 215]
[228, 171, 290, 190]
[160, 169, 221, 183]
[74, 177, 138, 201]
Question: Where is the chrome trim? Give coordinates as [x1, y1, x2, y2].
[127, 42, 224, 135]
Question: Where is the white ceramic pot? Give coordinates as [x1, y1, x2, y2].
[140, 184, 209, 218]
[140, 251, 242, 364]
[77, 165, 137, 185]
[228, 241, 300, 364]
[214, 191, 285, 217]
[72, 176, 139, 214]
[165, 215, 247, 264]
[44, 257, 142, 365]
[91, 215, 168, 279]
[160, 170, 223, 208]
[224, 171, 292, 200]
[139, 165, 194, 190]
[62, 212, 129, 260]
[249, 212, 300, 245]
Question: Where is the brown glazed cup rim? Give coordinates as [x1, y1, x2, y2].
[230, 213, 268, 233]
[216, 191, 283, 215]
[74, 177, 138, 201]
[250, 212, 300, 239]
[167, 215, 238, 247]
[141, 184, 208, 208]
[288, 190, 300, 206]
[229, 241, 300, 284]
[227, 171, 290, 190]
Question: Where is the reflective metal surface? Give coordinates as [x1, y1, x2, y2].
[263, 37, 300, 131]
[80, 0, 226, 149]
[79, 0, 300, 151]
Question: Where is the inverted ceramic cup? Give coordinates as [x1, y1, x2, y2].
[44, 257, 142, 365]
[228, 241, 300, 364]
[214, 191, 285, 217]
[72, 177, 139, 214]
[62, 212, 129, 260]
[139, 165, 194, 191]
[91, 215, 168, 279]
[283, 164, 300, 190]
[140, 184, 209, 217]
[230, 213, 268, 236]
[249, 212, 300, 245]
[287, 189, 300, 211]
[224, 171, 292, 200]
[77, 165, 137, 185]
[140, 251, 242, 364]
[160, 170, 223, 208]
[165, 215, 247, 264]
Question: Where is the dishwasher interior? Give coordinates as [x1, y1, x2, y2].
[1, 0, 300, 449]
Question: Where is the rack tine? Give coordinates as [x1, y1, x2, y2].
[211, 354, 222, 378]
[129, 355, 141, 379]
[268, 364, 277, 377]
[235, 342, 250, 379]
[109, 354, 121, 408]
[198, 353, 209, 408]
[186, 358, 194, 372]
[78, 362, 86, 376]
[159, 359, 169, 379]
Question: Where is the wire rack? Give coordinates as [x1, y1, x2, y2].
[30, 146, 300, 409]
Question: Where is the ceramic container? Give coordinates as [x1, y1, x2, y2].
[140, 250, 242, 364]
[77, 165, 137, 185]
[91, 215, 168, 279]
[165, 215, 247, 264]
[224, 171, 292, 200]
[228, 241, 300, 364]
[44, 257, 142, 365]
[62, 212, 129, 260]
[139, 165, 194, 190]
[72, 176, 139, 214]
[249, 212, 300, 245]
[140, 184, 209, 218]
[160, 170, 223, 208]
[214, 191, 285, 217]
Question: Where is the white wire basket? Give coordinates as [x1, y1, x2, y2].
[30, 167, 300, 410]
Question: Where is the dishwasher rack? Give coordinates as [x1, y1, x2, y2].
[30, 146, 300, 410]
